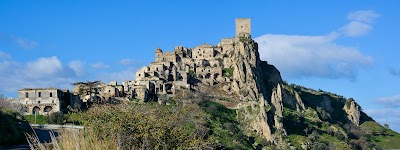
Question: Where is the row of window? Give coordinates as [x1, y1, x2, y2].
[25, 100, 55, 104]
[25, 92, 53, 98]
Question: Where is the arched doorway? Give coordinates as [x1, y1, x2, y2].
[44, 106, 53, 113]
[205, 73, 211, 79]
[32, 106, 40, 114]
[214, 73, 220, 80]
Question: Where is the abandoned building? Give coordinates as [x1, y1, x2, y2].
[18, 18, 252, 105]
[17, 88, 80, 115]
[126, 18, 251, 101]
[72, 81, 125, 104]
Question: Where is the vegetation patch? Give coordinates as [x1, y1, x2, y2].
[222, 68, 234, 77]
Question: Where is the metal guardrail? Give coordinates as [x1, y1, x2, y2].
[30, 124, 84, 129]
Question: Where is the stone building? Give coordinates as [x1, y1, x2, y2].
[18, 88, 79, 115]
[69, 18, 252, 103]
[125, 18, 251, 101]
[72, 81, 125, 104]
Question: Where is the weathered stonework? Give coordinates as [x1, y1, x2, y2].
[17, 88, 79, 115]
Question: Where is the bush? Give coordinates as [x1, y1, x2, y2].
[222, 68, 234, 77]
[83, 103, 213, 149]
[24, 114, 48, 124]
[312, 142, 329, 150]
[48, 111, 64, 125]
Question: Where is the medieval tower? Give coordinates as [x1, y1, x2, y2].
[235, 18, 251, 37]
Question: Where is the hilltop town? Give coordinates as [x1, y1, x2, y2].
[8, 18, 400, 149]
[17, 18, 254, 115]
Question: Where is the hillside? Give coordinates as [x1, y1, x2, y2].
[22, 19, 400, 149]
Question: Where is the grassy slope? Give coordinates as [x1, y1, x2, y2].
[361, 121, 400, 149]
[283, 84, 400, 149]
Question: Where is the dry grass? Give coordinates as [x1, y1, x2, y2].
[26, 128, 120, 150]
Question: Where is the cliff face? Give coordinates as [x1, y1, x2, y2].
[219, 37, 288, 144]
[217, 37, 373, 148]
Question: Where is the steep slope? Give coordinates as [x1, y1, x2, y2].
[200, 36, 400, 149]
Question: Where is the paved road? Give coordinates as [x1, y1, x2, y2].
[0, 127, 61, 150]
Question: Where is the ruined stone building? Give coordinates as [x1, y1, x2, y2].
[17, 88, 79, 115]
[126, 18, 252, 101]
[72, 81, 125, 104]
[20, 18, 253, 106]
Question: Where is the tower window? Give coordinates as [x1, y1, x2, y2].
[38, 92, 41, 97]
[25, 92, 28, 98]
[52, 100, 54, 103]
[38, 101, 41, 104]
[50, 93, 52, 97]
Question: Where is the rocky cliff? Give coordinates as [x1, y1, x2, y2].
[205, 36, 395, 149]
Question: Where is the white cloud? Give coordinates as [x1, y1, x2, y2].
[91, 62, 110, 69]
[25, 56, 63, 79]
[69, 60, 85, 77]
[376, 95, 400, 108]
[255, 10, 378, 79]
[119, 58, 134, 65]
[255, 33, 373, 79]
[348, 10, 380, 23]
[0, 51, 11, 59]
[15, 37, 38, 49]
[340, 21, 372, 37]
[340, 10, 379, 37]
[0, 56, 77, 94]
[0, 33, 38, 49]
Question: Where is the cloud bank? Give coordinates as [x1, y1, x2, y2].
[255, 10, 378, 79]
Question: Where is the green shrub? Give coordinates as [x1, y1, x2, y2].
[48, 111, 64, 125]
[24, 114, 48, 124]
[222, 68, 234, 77]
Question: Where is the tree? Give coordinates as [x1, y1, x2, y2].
[48, 111, 64, 125]
[384, 124, 389, 129]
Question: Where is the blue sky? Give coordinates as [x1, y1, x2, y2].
[1, 1, 400, 131]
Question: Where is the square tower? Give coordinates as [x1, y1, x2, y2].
[236, 18, 251, 37]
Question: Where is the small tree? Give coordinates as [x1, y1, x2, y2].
[48, 111, 64, 125]
[384, 123, 389, 129]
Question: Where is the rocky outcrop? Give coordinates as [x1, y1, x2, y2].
[282, 85, 306, 112]
[271, 84, 284, 130]
[320, 96, 334, 113]
[344, 98, 361, 126]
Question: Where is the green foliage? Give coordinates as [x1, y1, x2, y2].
[82, 103, 209, 149]
[222, 68, 234, 77]
[239, 37, 250, 43]
[189, 70, 196, 78]
[361, 121, 400, 149]
[24, 114, 48, 124]
[48, 111, 64, 125]
[64, 113, 84, 125]
[199, 101, 253, 149]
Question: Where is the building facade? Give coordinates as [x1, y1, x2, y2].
[18, 88, 79, 115]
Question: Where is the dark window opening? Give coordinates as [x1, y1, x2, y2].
[50, 93, 53, 97]
[38, 101, 41, 104]
[25, 92, 28, 98]
[38, 92, 41, 97]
